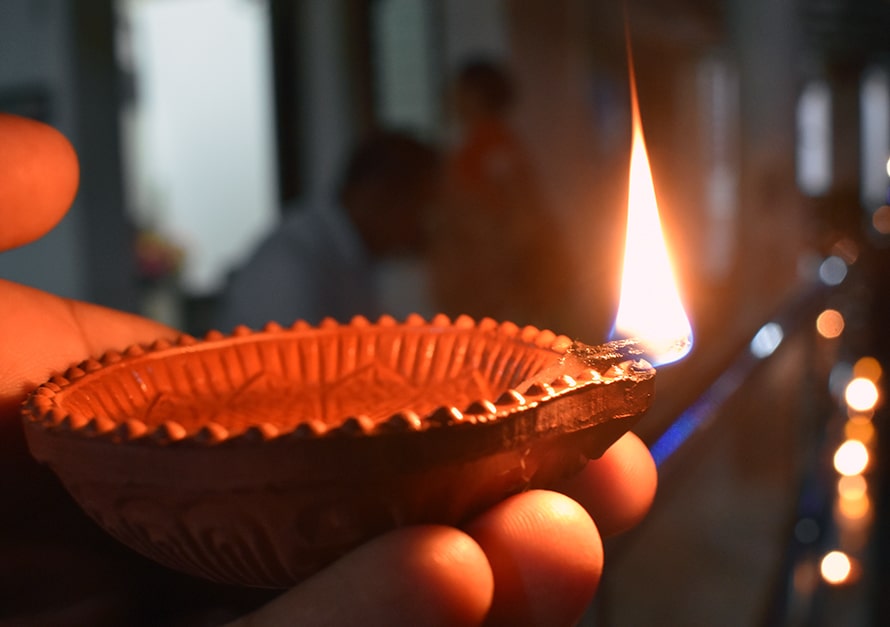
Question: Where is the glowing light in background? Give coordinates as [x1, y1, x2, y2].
[845, 377, 879, 412]
[820, 551, 853, 585]
[815, 309, 845, 339]
[853, 356, 882, 382]
[872, 205, 890, 235]
[793, 561, 819, 597]
[612, 51, 692, 366]
[833, 439, 869, 476]
[750, 322, 784, 358]
[838, 474, 867, 500]
[845, 417, 876, 444]
[831, 238, 859, 265]
[818, 256, 847, 286]
[838, 493, 871, 521]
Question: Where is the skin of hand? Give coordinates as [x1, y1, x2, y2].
[0, 113, 657, 627]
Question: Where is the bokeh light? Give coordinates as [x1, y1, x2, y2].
[838, 474, 867, 499]
[853, 356, 882, 382]
[833, 439, 869, 476]
[820, 551, 853, 585]
[873, 205, 890, 235]
[750, 322, 784, 358]
[816, 309, 845, 339]
[829, 362, 854, 398]
[845, 416, 876, 443]
[793, 561, 819, 596]
[838, 492, 871, 520]
[818, 256, 847, 286]
[830, 238, 859, 264]
[845, 377, 879, 412]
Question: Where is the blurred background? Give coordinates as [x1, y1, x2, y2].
[2, 0, 889, 624]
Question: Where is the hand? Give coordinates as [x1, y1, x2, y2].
[225, 436, 655, 627]
[0, 113, 656, 626]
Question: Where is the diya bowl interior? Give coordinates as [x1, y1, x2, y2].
[21, 313, 654, 589]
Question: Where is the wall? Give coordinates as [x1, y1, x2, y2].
[121, 0, 279, 296]
[0, 0, 87, 300]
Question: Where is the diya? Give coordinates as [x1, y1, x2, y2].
[21, 313, 655, 588]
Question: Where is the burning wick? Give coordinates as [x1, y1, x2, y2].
[611, 34, 693, 367]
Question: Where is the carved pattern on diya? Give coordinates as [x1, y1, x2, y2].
[35, 314, 560, 439]
[58, 432, 598, 588]
[104, 494, 303, 586]
[22, 314, 655, 588]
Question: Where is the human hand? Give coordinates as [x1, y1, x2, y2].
[226, 433, 655, 627]
[0, 113, 656, 627]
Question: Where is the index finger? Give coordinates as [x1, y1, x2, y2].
[0, 113, 79, 251]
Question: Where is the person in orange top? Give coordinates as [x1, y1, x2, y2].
[433, 59, 570, 329]
[449, 60, 534, 222]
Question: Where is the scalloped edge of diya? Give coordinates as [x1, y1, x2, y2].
[22, 312, 653, 447]
[20, 313, 656, 588]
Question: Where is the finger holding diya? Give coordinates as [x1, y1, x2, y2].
[1, 111, 664, 626]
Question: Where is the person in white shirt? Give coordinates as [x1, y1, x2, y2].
[215, 131, 441, 330]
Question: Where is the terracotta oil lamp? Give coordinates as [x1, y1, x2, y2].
[22, 314, 654, 588]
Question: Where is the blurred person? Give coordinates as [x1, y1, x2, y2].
[0, 112, 656, 625]
[215, 131, 440, 331]
[431, 58, 572, 329]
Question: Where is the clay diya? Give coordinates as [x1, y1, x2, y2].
[21, 314, 655, 588]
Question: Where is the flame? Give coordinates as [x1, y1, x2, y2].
[613, 47, 693, 366]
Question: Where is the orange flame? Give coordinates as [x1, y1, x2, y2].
[613, 45, 693, 366]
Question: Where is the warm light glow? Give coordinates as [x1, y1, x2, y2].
[820, 551, 853, 585]
[613, 52, 692, 366]
[838, 474, 867, 500]
[836, 477, 870, 527]
[792, 561, 818, 596]
[845, 416, 875, 443]
[816, 309, 844, 339]
[853, 356, 882, 382]
[831, 238, 859, 265]
[838, 492, 871, 521]
[845, 377, 879, 412]
[833, 439, 869, 476]
[873, 205, 890, 235]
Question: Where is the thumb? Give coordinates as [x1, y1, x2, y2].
[225, 526, 493, 627]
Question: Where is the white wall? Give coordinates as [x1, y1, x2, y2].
[122, 0, 279, 295]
